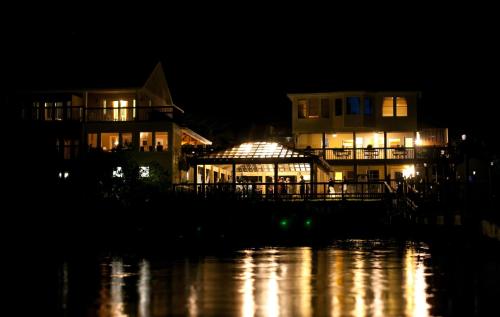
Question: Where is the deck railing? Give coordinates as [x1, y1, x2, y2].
[172, 181, 392, 201]
[304, 147, 447, 161]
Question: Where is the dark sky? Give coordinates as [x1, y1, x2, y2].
[5, 5, 499, 142]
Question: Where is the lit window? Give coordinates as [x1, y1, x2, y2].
[101, 133, 119, 152]
[113, 166, 123, 178]
[139, 166, 150, 178]
[383, 97, 408, 117]
[155, 132, 168, 151]
[382, 97, 394, 116]
[88, 133, 98, 149]
[140, 132, 153, 151]
[396, 97, 408, 116]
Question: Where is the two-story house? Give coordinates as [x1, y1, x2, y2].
[18, 62, 211, 184]
[289, 91, 448, 186]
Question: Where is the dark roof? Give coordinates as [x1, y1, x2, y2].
[14, 58, 160, 91]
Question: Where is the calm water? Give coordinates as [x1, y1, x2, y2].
[55, 240, 500, 317]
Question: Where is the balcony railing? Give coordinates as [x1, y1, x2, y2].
[22, 106, 178, 122]
[305, 147, 447, 161]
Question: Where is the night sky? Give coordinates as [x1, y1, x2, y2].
[5, 6, 499, 144]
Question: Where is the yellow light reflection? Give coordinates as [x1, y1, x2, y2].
[299, 247, 312, 317]
[371, 258, 384, 317]
[187, 284, 198, 317]
[329, 250, 343, 317]
[353, 253, 366, 317]
[241, 250, 255, 317]
[254, 248, 280, 317]
[405, 248, 431, 317]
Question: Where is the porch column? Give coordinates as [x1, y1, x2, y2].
[322, 132, 326, 159]
[310, 161, 314, 197]
[193, 164, 198, 193]
[384, 131, 388, 180]
[232, 162, 236, 192]
[202, 164, 206, 196]
[274, 163, 279, 199]
[353, 132, 357, 179]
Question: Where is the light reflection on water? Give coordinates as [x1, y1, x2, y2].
[63, 241, 446, 316]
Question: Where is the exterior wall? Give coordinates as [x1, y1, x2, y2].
[290, 91, 419, 134]
[374, 92, 418, 131]
[85, 120, 180, 184]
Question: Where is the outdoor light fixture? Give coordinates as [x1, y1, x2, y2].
[491, 161, 495, 166]
[461, 134, 466, 141]
[473, 170, 476, 175]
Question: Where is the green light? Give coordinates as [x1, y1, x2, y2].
[305, 218, 312, 227]
[280, 219, 288, 228]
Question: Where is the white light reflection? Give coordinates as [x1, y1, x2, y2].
[138, 260, 150, 317]
[265, 252, 279, 317]
[106, 259, 128, 317]
[61, 262, 68, 311]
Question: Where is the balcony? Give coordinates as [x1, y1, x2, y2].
[22, 106, 179, 122]
[306, 146, 448, 161]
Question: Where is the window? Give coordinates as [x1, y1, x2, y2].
[383, 97, 408, 117]
[364, 97, 373, 115]
[396, 97, 408, 116]
[382, 97, 394, 116]
[122, 133, 132, 149]
[368, 170, 380, 181]
[101, 133, 119, 152]
[55, 102, 63, 120]
[335, 98, 343, 116]
[298, 98, 320, 118]
[346, 97, 360, 115]
[298, 99, 308, 118]
[88, 133, 98, 149]
[44, 102, 53, 120]
[347, 171, 355, 180]
[140, 132, 153, 151]
[155, 132, 168, 151]
[321, 98, 330, 118]
[309, 98, 319, 118]
[112, 100, 129, 121]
